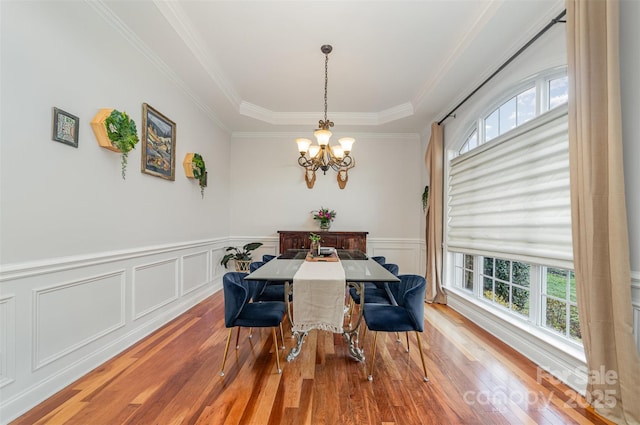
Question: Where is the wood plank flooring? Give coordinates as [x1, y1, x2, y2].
[11, 291, 613, 424]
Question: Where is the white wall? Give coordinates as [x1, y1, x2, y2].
[0, 2, 231, 422]
[229, 132, 425, 271]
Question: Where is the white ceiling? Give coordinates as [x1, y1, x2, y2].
[102, 0, 564, 135]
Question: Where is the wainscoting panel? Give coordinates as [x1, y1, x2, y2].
[182, 251, 209, 296]
[0, 294, 16, 388]
[32, 271, 125, 370]
[133, 258, 179, 321]
[367, 238, 423, 275]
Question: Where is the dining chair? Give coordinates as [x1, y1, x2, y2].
[220, 272, 286, 376]
[262, 254, 276, 262]
[361, 274, 428, 382]
[371, 256, 386, 265]
[249, 261, 287, 302]
[347, 263, 399, 327]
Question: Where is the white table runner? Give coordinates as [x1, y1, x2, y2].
[292, 259, 346, 333]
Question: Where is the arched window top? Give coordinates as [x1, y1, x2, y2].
[456, 69, 568, 157]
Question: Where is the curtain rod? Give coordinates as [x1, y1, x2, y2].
[437, 9, 567, 126]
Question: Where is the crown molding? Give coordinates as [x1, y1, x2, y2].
[152, 0, 242, 109]
[86, 0, 229, 132]
[238, 100, 414, 126]
[231, 131, 420, 141]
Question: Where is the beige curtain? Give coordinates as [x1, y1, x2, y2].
[567, 1, 640, 423]
[424, 122, 446, 304]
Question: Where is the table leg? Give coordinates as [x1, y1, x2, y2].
[343, 281, 365, 362]
[286, 331, 308, 362]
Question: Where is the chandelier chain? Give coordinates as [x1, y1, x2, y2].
[324, 52, 329, 123]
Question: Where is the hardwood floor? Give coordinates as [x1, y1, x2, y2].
[11, 291, 612, 425]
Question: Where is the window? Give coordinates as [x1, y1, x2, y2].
[542, 267, 581, 341]
[446, 68, 578, 347]
[482, 257, 530, 317]
[458, 71, 567, 156]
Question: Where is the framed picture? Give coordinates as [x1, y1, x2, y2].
[141, 103, 176, 180]
[52, 107, 79, 148]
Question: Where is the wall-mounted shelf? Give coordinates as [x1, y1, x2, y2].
[90, 108, 120, 152]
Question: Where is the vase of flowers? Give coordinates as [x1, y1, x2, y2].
[312, 207, 336, 231]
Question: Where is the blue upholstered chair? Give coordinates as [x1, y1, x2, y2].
[349, 263, 399, 306]
[249, 261, 287, 302]
[371, 256, 386, 265]
[220, 272, 286, 376]
[262, 254, 276, 263]
[362, 274, 429, 382]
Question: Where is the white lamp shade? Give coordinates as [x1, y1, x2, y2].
[296, 138, 312, 154]
[314, 129, 332, 146]
[308, 145, 320, 158]
[338, 137, 355, 153]
[332, 145, 344, 159]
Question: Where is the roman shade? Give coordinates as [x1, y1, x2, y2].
[447, 105, 572, 269]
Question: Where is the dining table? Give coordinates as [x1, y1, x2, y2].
[244, 249, 400, 362]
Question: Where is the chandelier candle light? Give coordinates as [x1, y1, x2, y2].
[296, 45, 355, 189]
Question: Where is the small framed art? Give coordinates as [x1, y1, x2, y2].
[52, 107, 79, 148]
[141, 103, 176, 181]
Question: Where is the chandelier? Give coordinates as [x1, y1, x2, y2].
[296, 45, 355, 189]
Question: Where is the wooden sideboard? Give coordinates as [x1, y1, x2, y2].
[278, 230, 368, 254]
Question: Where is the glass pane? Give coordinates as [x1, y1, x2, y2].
[569, 271, 577, 303]
[570, 305, 582, 341]
[549, 76, 569, 109]
[485, 109, 499, 142]
[464, 270, 474, 290]
[464, 254, 474, 270]
[513, 262, 530, 287]
[545, 298, 567, 334]
[454, 266, 462, 287]
[512, 287, 530, 316]
[516, 87, 536, 125]
[495, 281, 510, 307]
[459, 141, 468, 154]
[496, 259, 510, 281]
[499, 97, 517, 134]
[483, 277, 493, 300]
[467, 131, 478, 151]
[546, 268, 567, 298]
[483, 257, 494, 276]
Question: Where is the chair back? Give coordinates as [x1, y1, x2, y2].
[222, 272, 250, 327]
[393, 274, 426, 331]
[382, 263, 399, 276]
[248, 261, 268, 301]
[262, 254, 276, 263]
[372, 256, 386, 265]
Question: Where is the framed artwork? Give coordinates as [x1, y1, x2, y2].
[52, 107, 79, 148]
[141, 103, 176, 180]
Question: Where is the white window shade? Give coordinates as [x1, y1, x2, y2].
[448, 105, 572, 269]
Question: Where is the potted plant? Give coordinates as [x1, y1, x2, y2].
[422, 185, 430, 211]
[91, 109, 140, 179]
[220, 242, 263, 272]
[309, 232, 321, 257]
[183, 152, 207, 198]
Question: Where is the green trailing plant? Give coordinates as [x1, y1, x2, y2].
[105, 109, 139, 179]
[422, 185, 430, 212]
[220, 242, 263, 269]
[191, 153, 207, 198]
